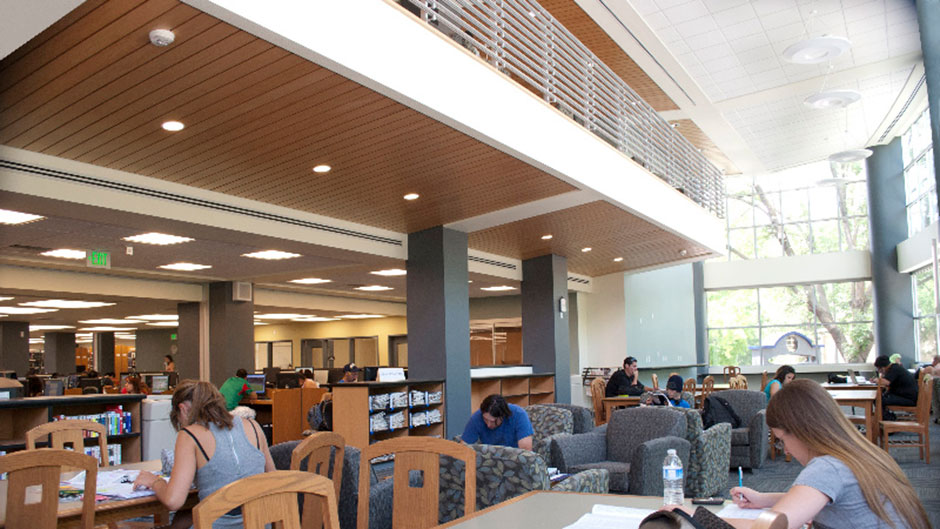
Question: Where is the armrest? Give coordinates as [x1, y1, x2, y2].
[551, 468, 610, 494]
[550, 430, 606, 472]
[539, 432, 571, 468]
[629, 436, 691, 497]
[748, 409, 769, 468]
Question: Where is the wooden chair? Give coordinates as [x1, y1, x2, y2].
[357, 437, 476, 529]
[26, 419, 109, 466]
[682, 377, 696, 396]
[0, 448, 98, 529]
[729, 374, 748, 390]
[723, 366, 741, 384]
[193, 470, 339, 529]
[760, 371, 769, 393]
[590, 377, 607, 425]
[881, 375, 933, 463]
[698, 376, 715, 409]
[291, 432, 345, 529]
[650, 373, 659, 390]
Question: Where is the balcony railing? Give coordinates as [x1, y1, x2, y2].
[397, 0, 725, 218]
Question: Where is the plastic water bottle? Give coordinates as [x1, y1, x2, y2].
[663, 449, 684, 506]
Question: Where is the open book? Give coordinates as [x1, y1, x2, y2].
[563, 504, 654, 529]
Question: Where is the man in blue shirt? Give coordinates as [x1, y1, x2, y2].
[461, 394, 534, 450]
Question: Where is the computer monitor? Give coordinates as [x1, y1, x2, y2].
[276, 371, 301, 389]
[77, 377, 104, 391]
[263, 367, 281, 388]
[362, 366, 379, 382]
[43, 378, 65, 396]
[245, 374, 266, 395]
[150, 375, 170, 393]
[326, 367, 346, 384]
[313, 369, 329, 386]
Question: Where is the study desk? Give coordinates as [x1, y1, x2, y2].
[601, 396, 641, 424]
[0, 460, 198, 528]
[827, 389, 879, 445]
[820, 382, 879, 390]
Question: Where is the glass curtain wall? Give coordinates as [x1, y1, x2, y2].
[903, 108, 936, 236]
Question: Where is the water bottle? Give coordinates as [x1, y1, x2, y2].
[663, 449, 684, 506]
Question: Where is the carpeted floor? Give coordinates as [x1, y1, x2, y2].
[721, 420, 940, 528]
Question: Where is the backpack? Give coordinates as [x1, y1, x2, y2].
[702, 395, 742, 429]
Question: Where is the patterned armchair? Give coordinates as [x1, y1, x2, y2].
[541, 403, 595, 433]
[673, 408, 731, 497]
[711, 389, 768, 469]
[525, 404, 574, 466]
[549, 406, 690, 495]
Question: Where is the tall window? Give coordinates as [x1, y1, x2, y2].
[903, 108, 936, 236]
[912, 266, 938, 362]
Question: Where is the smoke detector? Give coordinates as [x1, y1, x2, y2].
[149, 29, 175, 47]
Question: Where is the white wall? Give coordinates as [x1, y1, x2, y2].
[704, 250, 871, 290]
[581, 272, 627, 369]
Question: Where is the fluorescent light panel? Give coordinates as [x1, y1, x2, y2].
[41, 249, 86, 259]
[159, 262, 211, 271]
[0, 208, 44, 225]
[339, 314, 384, 319]
[255, 313, 306, 320]
[127, 314, 178, 321]
[29, 325, 75, 331]
[291, 316, 339, 322]
[20, 299, 116, 309]
[354, 285, 393, 291]
[480, 286, 516, 292]
[0, 306, 57, 314]
[289, 278, 332, 284]
[242, 250, 300, 260]
[146, 321, 178, 327]
[123, 232, 194, 245]
[80, 319, 145, 325]
[79, 326, 136, 332]
[370, 269, 406, 276]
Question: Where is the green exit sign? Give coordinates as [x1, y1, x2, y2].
[87, 250, 110, 269]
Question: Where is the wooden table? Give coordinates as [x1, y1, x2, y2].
[0, 460, 198, 528]
[601, 396, 641, 423]
[820, 382, 879, 390]
[828, 389, 879, 445]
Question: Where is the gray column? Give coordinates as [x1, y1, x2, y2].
[521, 254, 571, 403]
[692, 262, 708, 378]
[135, 329, 176, 372]
[177, 302, 200, 380]
[916, 0, 940, 193]
[208, 282, 254, 386]
[44, 332, 76, 374]
[866, 137, 915, 363]
[95, 332, 115, 375]
[407, 226, 471, 439]
[0, 322, 29, 375]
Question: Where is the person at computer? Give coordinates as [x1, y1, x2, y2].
[164, 354, 176, 372]
[25, 375, 43, 397]
[461, 394, 533, 450]
[763, 364, 795, 400]
[873, 354, 917, 420]
[605, 356, 646, 397]
[338, 363, 360, 383]
[133, 380, 276, 529]
[219, 368, 255, 411]
[301, 369, 319, 388]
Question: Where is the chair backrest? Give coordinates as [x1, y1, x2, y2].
[193, 470, 339, 529]
[730, 374, 748, 390]
[711, 389, 767, 425]
[526, 405, 574, 463]
[606, 407, 685, 463]
[682, 378, 696, 394]
[723, 366, 741, 384]
[26, 419, 109, 466]
[358, 437, 476, 529]
[651, 373, 659, 390]
[915, 374, 934, 423]
[760, 371, 769, 392]
[468, 443, 549, 510]
[0, 448, 98, 529]
[542, 403, 594, 433]
[699, 376, 715, 409]
[291, 432, 345, 529]
[590, 377, 606, 425]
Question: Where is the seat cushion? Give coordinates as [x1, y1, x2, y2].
[731, 427, 750, 445]
[570, 461, 630, 492]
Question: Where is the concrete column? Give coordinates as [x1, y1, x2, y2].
[692, 262, 708, 377]
[177, 302, 200, 380]
[866, 137, 915, 363]
[521, 254, 571, 403]
[208, 282, 254, 386]
[135, 329, 176, 372]
[44, 332, 76, 374]
[0, 322, 29, 375]
[95, 332, 115, 375]
[406, 226, 471, 439]
[916, 0, 940, 193]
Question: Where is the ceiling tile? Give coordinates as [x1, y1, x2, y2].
[694, 43, 735, 62]
[662, 0, 709, 25]
[765, 21, 807, 45]
[701, 55, 741, 74]
[682, 30, 727, 49]
[645, 11, 672, 30]
[630, 0, 662, 16]
[760, 8, 805, 29]
[728, 32, 771, 53]
[720, 18, 765, 41]
[843, 1, 885, 23]
[704, 0, 750, 14]
[750, 0, 791, 17]
[712, 3, 758, 27]
[674, 15, 718, 37]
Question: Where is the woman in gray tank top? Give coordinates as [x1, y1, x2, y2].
[133, 380, 275, 528]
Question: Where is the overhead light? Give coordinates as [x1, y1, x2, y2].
[481, 286, 517, 292]
[20, 300, 116, 309]
[79, 326, 136, 332]
[613, 257, 624, 262]
[0, 306, 57, 314]
[292, 316, 339, 322]
[149, 28, 175, 46]
[75, 333, 93, 338]
[159, 262, 212, 271]
[541, 234, 553, 240]
[782, 35, 851, 64]
[161, 120, 184, 132]
[354, 285, 394, 291]
[581, 247, 592, 252]
[0, 297, 12, 301]
[339, 314, 384, 319]
[403, 193, 420, 201]
[804, 90, 861, 110]
[828, 149, 873, 163]
[679, 249, 689, 257]
[289, 278, 332, 285]
[41, 249, 86, 259]
[370, 269, 406, 277]
[670, 123, 679, 128]
[255, 313, 306, 320]
[253, 321, 269, 326]
[29, 338, 45, 344]
[0, 208, 44, 225]
[115, 334, 136, 340]
[123, 232, 194, 245]
[242, 250, 300, 260]
[128, 314, 178, 321]
[80, 318, 145, 325]
[312, 164, 331, 173]
[146, 321, 178, 327]
[29, 325, 75, 331]
[76, 337, 93, 344]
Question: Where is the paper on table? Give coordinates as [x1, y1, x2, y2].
[562, 504, 653, 529]
[717, 504, 768, 520]
[63, 469, 164, 500]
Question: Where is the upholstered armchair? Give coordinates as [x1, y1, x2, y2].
[525, 404, 574, 466]
[673, 408, 731, 497]
[541, 403, 596, 433]
[549, 406, 691, 495]
[711, 389, 768, 469]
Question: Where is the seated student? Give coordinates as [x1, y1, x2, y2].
[338, 363, 360, 383]
[301, 369, 319, 389]
[25, 375, 44, 397]
[122, 375, 149, 395]
[919, 354, 939, 377]
[605, 356, 646, 397]
[663, 375, 690, 408]
[873, 354, 917, 419]
[461, 394, 533, 451]
[763, 365, 796, 400]
[218, 369, 255, 411]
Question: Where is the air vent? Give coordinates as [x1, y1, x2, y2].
[567, 276, 591, 285]
[468, 255, 517, 270]
[8, 244, 53, 253]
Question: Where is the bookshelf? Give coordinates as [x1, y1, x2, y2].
[470, 373, 555, 410]
[331, 380, 445, 450]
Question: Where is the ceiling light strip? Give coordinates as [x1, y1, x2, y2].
[0, 160, 403, 247]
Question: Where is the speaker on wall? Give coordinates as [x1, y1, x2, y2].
[233, 281, 253, 302]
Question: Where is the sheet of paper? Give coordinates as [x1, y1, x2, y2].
[562, 504, 654, 529]
[63, 469, 163, 499]
[717, 504, 768, 520]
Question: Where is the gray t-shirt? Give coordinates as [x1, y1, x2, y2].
[793, 455, 907, 529]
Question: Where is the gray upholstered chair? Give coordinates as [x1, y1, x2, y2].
[541, 403, 595, 433]
[711, 389, 768, 469]
[673, 407, 731, 498]
[525, 404, 574, 466]
[549, 406, 690, 495]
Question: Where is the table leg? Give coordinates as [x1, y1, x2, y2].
[603, 402, 612, 425]
[865, 403, 875, 445]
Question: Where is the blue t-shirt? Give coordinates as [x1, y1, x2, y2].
[669, 397, 691, 408]
[764, 379, 781, 401]
[461, 404, 534, 448]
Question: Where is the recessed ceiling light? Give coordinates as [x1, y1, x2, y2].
[29, 338, 45, 344]
[115, 334, 136, 340]
[76, 337, 93, 344]
[339, 314, 384, 319]
[128, 314, 178, 321]
[481, 286, 517, 292]
[79, 326, 136, 332]
[20, 300, 116, 309]
[312, 164, 332, 173]
[253, 321, 269, 326]
[149, 28, 175, 46]
[162, 120, 184, 132]
[370, 269, 407, 277]
[75, 333, 93, 338]
[159, 262, 212, 271]
[29, 325, 75, 331]
[782, 35, 851, 64]
[403, 193, 420, 201]
[541, 234, 553, 240]
[123, 232, 194, 245]
[0, 208, 44, 225]
[242, 250, 301, 260]
[41, 249, 87, 259]
[354, 285, 394, 291]
[255, 313, 306, 320]
[80, 319, 145, 325]
[670, 123, 679, 128]
[292, 316, 339, 322]
[613, 257, 624, 262]
[581, 247, 592, 252]
[679, 249, 688, 257]
[289, 278, 332, 285]
[0, 297, 12, 301]
[0, 306, 57, 314]
[828, 149, 873, 163]
[146, 321, 178, 327]
[803, 90, 861, 110]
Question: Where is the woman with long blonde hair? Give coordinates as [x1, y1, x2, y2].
[732, 379, 928, 529]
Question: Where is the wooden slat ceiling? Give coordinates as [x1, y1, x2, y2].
[670, 119, 741, 176]
[0, 0, 574, 234]
[468, 201, 712, 277]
